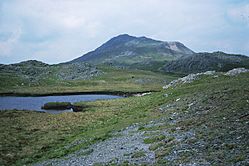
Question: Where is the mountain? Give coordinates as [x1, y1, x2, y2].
[162, 51, 249, 74]
[70, 34, 194, 70]
[68, 34, 249, 73]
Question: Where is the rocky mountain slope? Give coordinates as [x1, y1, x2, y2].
[162, 51, 249, 74]
[70, 34, 194, 70]
[0, 60, 101, 83]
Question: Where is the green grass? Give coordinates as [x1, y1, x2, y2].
[41, 102, 72, 110]
[149, 142, 164, 151]
[0, 72, 248, 165]
[131, 151, 146, 158]
[144, 135, 166, 144]
[0, 92, 166, 165]
[150, 73, 249, 165]
[0, 66, 179, 95]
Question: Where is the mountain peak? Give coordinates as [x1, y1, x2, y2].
[97, 34, 136, 50]
[111, 34, 139, 41]
[115, 34, 134, 38]
[111, 34, 158, 42]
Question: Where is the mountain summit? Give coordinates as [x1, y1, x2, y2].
[70, 34, 194, 69]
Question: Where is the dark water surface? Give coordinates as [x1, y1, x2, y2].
[0, 94, 122, 114]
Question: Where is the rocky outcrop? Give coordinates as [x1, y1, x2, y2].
[163, 71, 216, 89]
[0, 60, 102, 83]
[224, 68, 249, 76]
[163, 68, 249, 89]
[56, 62, 102, 80]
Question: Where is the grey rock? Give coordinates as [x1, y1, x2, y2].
[163, 71, 216, 89]
[35, 124, 155, 166]
[224, 68, 249, 76]
[0, 60, 102, 84]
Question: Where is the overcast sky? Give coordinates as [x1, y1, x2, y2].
[0, 0, 249, 64]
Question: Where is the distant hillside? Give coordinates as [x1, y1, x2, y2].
[70, 34, 194, 70]
[162, 52, 249, 74]
[0, 60, 101, 83]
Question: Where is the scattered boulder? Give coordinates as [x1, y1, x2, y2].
[163, 68, 249, 90]
[176, 98, 181, 102]
[134, 92, 152, 97]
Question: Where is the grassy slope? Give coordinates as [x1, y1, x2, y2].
[0, 72, 248, 165]
[143, 73, 249, 165]
[0, 66, 178, 95]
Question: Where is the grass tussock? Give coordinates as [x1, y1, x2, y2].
[41, 102, 72, 110]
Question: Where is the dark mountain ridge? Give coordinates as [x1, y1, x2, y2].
[162, 51, 249, 74]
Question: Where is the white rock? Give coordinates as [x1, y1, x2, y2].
[164, 94, 169, 97]
[203, 71, 216, 75]
[225, 68, 249, 76]
[188, 103, 194, 107]
[163, 71, 216, 89]
[134, 92, 151, 97]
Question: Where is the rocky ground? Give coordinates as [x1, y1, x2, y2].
[35, 125, 155, 166]
[0, 60, 102, 83]
[33, 68, 249, 166]
[163, 68, 249, 89]
[56, 62, 102, 80]
[1, 67, 247, 165]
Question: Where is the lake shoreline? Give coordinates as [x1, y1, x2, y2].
[0, 94, 124, 113]
[0, 90, 157, 97]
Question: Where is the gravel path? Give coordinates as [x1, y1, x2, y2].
[35, 125, 155, 166]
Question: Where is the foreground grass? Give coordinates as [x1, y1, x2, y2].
[0, 72, 248, 165]
[0, 66, 178, 95]
[0, 92, 165, 165]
